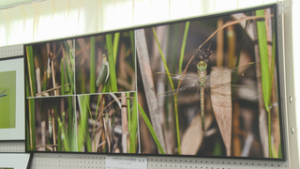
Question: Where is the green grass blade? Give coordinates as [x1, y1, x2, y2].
[65, 42, 75, 94]
[68, 97, 77, 151]
[129, 30, 136, 69]
[26, 122, 30, 150]
[29, 98, 35, 150]
[60, 58, 65, 95]
[255, 9, 271, 111]
[86, 125, 92, 152]
[138, 103, 165, 154]
[113, 32, 120, 63]
[212, 138, 222, 156]
[106, 34, 118, 92]
[90, 36, 96, 93]
[179, 21, 190, 75]
[255, 9, 272, 158]
[77, 95, 90, 151]
[26, 46, 36, 97]
[127, 92, 131, 133]
[57, 118, 62, 151]
[58, 116, 69, 151]
[129, 92, 138, 153]
[152, 27, 181, 154]
[94, 94, 101, 150]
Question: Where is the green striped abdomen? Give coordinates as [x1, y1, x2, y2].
[197, 61, 207, 131]
[200, 87, 205, 130]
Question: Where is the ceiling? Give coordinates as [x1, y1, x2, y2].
[0, 0, 45, 9]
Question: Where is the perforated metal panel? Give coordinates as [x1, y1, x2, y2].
[0, 44, 23, 58]
[0, 2, 297, 169]
[0, 141, 25, 152]
[31, 154, 106, 169]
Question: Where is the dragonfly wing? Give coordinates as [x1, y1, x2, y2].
[209, 67, 232, 107]
[158, 82, 200, 97]
[205, 62, 257, 82]
[0, 90, 6, 95]
[156, 72, 199, 82]
[207, 66, 259, 107]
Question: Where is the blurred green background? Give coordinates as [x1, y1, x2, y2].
[0, 71, 16, 129]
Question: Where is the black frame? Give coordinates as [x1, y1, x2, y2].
[23, 3, 286, 161]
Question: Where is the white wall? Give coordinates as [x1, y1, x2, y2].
[0, 0, 280, 46]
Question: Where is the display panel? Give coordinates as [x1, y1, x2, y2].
[136, 5, 283, 159]
[0, 56, 25, 141]
[25, 4, 285, 160]
[25, 31, 139, 153]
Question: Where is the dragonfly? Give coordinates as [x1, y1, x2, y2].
[0, 90, 7, 98]
[47, 52, 53, 79]
[48, 110, 53, 138]
[96, 52, 110, 87]
[102, 108, 113, 153]
[157, 45, 258, 131]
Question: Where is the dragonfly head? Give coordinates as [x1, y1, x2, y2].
[193, 43, 212, 63]
[197, 61, 207, 71]
[102, 54, 108, 62]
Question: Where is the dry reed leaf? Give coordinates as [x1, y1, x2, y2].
[181, 113, 203, 155]
[210, 67, 232, 156]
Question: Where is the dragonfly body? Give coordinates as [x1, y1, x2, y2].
[96, 54, 110, 87]
[197, 61, 208, 130]
[103, 112, 113, 153]
[0, 90, 7, 98]
[48, 111, 52, 138]
[47, 52, 53, 79]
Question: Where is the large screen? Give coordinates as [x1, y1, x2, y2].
[25, 4, 285, 160]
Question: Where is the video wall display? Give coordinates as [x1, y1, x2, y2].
[25, 4, 285, 160]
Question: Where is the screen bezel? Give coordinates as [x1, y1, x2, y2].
[23, 3, 286, 161]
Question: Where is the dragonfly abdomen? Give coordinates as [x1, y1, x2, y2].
[200, 87, 205, 131]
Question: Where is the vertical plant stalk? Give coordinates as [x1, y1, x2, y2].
[129, 92, 138, 153]
[255, 9, 272, 158]
[51, 60, 57, 96]
[85, 96, 95, 152]
[29, 98, 36, 150]
[121, 93, 129, 153]
[41, 121, 46, 151]
[58, 116, 70, 151]
[26, 46, 36, 97]
[52, 110, 57, 151]
[26, 77, 35, 150]
[90, 36, 96, 93]
[93, 94, 102, 151]
[106, 34, 118, 92]
[113, 32, 120, 63]
[57, 118, 61, 151]
[138, 103, 165, 154]
[60, 57, 65, 95]
[152, 28, 181, 154]
[179, 21, 190, 75]
[227, 25, 236, 68]
[77, 95, 89, 151]
[126, 93, 131, 139]
[136, 29, 166, 153]
[216, 19, 224, 67]
[129, 30, 136, 69]
[265, 9, 281, 158]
